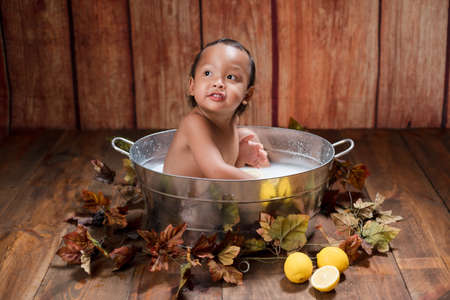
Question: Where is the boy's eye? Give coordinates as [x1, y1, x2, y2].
[226, 74, 236, 80]
[204, 71, 211, 76]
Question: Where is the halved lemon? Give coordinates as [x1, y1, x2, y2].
[310, 265, 340, 292]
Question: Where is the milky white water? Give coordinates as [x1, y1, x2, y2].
[143, 157, 320, 179]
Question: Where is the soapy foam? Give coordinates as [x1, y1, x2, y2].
[143, 158, 319, 179]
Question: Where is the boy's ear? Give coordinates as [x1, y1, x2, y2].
[244, 86, 255, 101]
[188, 77, 195, 96]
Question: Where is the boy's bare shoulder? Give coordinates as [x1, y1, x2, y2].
[178, 111, 211, 134]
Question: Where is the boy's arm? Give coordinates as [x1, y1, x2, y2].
[237, 128, 270, 168]
[183, 114, 255, 180]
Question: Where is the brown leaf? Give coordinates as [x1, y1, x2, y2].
[353, 199, 376, 219]
[345, 164, 369, 190]
[109, 245, 136, 271]
[81, 190, 110, 212]
[339, 234, 363, 264]
[104, 206, 128, 228]
[57, 225, 94, 264]
[90, 159, 116, 184]
[137, 224, 187, 272]
[56, 243, 82, 264]
[161, 223, 187, 250]
[331, 208, 359, 236]
[329, 160, 369, 190]
[191, 234, 216, 259]
[207, 260, 243, 285]
[217, 245, 240, 266]
[375, 210, 403, 225]
[256, 212, 275, 242]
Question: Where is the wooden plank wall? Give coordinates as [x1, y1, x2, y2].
[0, 0, 448, 136]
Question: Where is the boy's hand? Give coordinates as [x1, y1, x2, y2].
[236, 134, 270, 168]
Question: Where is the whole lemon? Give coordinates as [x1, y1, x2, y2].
[284, 252, 313, 283]
[316, 247, 349, 273]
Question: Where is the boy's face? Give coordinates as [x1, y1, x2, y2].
[189, 44, 252, 116]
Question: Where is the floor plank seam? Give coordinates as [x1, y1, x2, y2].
[32, 227, 69, 299]
[399, 132, 450, 212]
[390, 249, 413, 300]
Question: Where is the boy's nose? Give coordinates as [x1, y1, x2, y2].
[213, 78, 224, 89]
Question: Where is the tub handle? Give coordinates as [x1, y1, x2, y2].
[111, 137, 134, 156]
[333, 139, 354, 158]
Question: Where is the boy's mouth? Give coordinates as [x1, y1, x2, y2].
[207, 92, 225, 101]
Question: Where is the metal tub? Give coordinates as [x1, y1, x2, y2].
[112, 126, 353, 242]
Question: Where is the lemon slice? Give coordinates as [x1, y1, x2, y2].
[310, 265, 340, 292]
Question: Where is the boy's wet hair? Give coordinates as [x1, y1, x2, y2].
[188, 38, 256, 115]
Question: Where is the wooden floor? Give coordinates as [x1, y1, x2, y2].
[0, 129, 448, 300]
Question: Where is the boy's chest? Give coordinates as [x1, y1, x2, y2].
[213, 131, 239, 165]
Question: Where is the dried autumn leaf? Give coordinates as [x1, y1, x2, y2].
[375, 210, 403, 225]
[217, 245, 240, 266]
[191, 234, 216, 259]
[90, 159, 116, 184]
[56, 241, 83, 264]
[329, 159, 350, 186]
[361, 220, 400, 253]
[109, 245, 136, 271]
[81, 190, 110, 212]
[57, 225, 95, 264]
[353, 199, 376, 219]
[345, 163, 369, 190]
[176, 262, 193, 299]
[268, 214, 309, 251]
[123, 159, 136, 185]
[329, 160, 369, 190]
[242, 238, 266, 253]
[80, 251, 91, 274]
[339, 234, 363, 264]
[288, 117, 306, 131]
[373, 193, 385, 208]
[256, 212, 275, 242]
[207, 260, 243, 285]
[331, 208, 359, 236]
[104, 206, 128, 228]
[137, 224, 187, 272]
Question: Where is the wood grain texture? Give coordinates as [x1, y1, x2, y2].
[0, 131, 62, 282]
[400, 129, 450, 209]
[0, 0, 75, 129]
[378, 0, 448, 128]
[0, 35, 8, 139]
[130, 0, 200, 129]
[202, 0, 273, 126]
[277, 0, 378, 129]
[33, 130, 147, 300]
[71, 0, 134, 129]
[342, 129, 450, 299]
